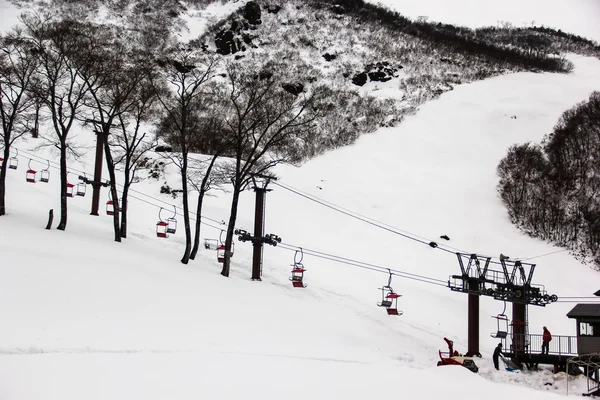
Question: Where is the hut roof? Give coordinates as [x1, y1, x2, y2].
[567, 303, 600, 319]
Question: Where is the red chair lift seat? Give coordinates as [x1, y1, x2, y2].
[66, 183, 75, 197]
[156, 221, 168, 238]
[106, 200, 115, 216]
[217, 245, 226, 263]
[378, 286, 402, 316]
[290, 266, 306, 288]
[26, 169, 37, 183]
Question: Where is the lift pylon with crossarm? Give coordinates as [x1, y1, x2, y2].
[447, 253, 558, 358]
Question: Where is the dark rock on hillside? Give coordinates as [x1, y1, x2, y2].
[243, 1, 262, 25]
[214, 2, 261, 55]
[351, 61, 401, 85]
[215, 29, 244, 55]
[323, 53, 337, 61]
[368, 70, 390, 82]
[282, 82, 304, 95]
[351, 72, 367, 86]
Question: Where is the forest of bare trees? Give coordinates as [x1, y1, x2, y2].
[498, 92, 600, 269]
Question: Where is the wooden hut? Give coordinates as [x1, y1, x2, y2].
[566, 303, 600, 355]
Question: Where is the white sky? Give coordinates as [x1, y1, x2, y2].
[370, 0, 600, 43]
[1, 53, 600, 398]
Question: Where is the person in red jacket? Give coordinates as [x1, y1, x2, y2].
[542, 326, 552, 354]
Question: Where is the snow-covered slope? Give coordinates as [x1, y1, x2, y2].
[2, 53, 600, 399]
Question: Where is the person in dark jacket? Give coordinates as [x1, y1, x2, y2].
[542, 326, 552, 354]
[492, 343, 503, 370]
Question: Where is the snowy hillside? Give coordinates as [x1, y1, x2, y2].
[2, 52, 600, 398]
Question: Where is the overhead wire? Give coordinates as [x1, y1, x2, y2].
[10, 146, 229, 233]
[517, 249, 570, 261]
[10, 148, 450, 289]
[277, 242, 448, 287]
[9, 146, 596, 300]
[12, 146, 567, 265]
[272, 180, 573, 267]
[272, 180, 462, 255]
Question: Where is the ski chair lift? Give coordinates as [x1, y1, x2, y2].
[216, 230, 233, 263]
[377, 270, 403, 316]
[66, 172, 80, 198]
[217, 244, 226, 263]
[204, 238, 219, 250]
[66, 174, 75, 197]
[40, 160, 50, 183]
[289, 248, 307, 288]
[26, 159, 37, 183]
[66, 183, 75, 197]
[156, 207, 173, 238]
[106, 190, 119, 216]
[8, 148, 18, 170]
[162, 205, 177, 234]
[76, 173, 87, 197]
[156, 221, 168, 238]
[491, 301, 509, 339]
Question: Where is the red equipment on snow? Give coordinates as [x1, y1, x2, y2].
[437, 337, 479, 373]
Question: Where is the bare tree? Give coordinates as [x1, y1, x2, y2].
[73, 23, 152, 242]
[153, 47, 219, 264]
[186, 107, 233, 260]
[112, 79, 160, 238]
[218, 58, 330, 277]
[24, 15, 91, 231]
[0, 30, 38, 216]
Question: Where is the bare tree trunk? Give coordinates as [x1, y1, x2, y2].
[221, 186, 241, 277]
[120, 182, 129, 238]
[57, 137, 68, 231]
[0, 147, 9, 216]
[180, 154, 191, 264]
[103, 131, 121, 242]
[45, 209, 53, 229]
[32, 103, 40, 138]
[190, 189, 205, 260]
[190, 155, 218, 260]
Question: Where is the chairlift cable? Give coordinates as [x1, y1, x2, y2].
[10, 147, 582, 272]
[12, 146, 229, 229]
[273, 181, 575, 264]
[11, 148, 597, 299]
[278, 242, 447, 284]
[277, 242, 447, 287]
[272, 181, 462, 255]
[516, 249, 569, 261]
